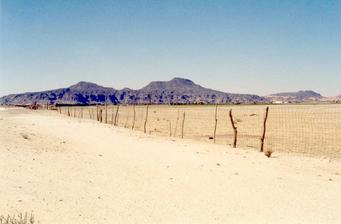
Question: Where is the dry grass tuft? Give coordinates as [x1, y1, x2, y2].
[20, 133, 30, 140]
[264, 149, 273, 158]
[0, 212, 35, 224]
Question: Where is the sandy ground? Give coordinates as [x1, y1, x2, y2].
[0, 108, 341, 224]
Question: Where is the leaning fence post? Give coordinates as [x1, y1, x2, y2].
[229, 109, 238, 148]
[132, 105, 136, 130]
[111, 106, 114, 125]
[181, 112, 185, 138]
[99, 107, 103, 123]
[260, 107, 269, 152]
[105, 103, 108, 124]
[213, 104, 218, 143]
[174, 109, 180, 137]
[114, 105, 120, 126]
[96, 105, 99, 121]
[144, 105, 149, 133]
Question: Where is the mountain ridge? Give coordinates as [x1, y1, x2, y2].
[1, 78, 338, 105]
[0, 78, 267, 105]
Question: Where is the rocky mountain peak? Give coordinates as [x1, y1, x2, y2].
[69, 81, 103, 90]
[169, 77, 195, 85]
[141, 77, 200, 92]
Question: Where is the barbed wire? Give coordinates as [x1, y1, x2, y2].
[59, 104, 341, 159]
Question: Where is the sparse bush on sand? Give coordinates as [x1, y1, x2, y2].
[0, 212, 34, 224]
[265, 149, 273, 158]
[20, 133, 30, 140]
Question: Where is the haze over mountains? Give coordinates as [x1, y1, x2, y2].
[265, 90, 323, 102]
[0, 77, 339, 105]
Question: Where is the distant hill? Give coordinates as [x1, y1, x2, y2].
[0, 77, 268, 105]
[265, 90, 323, 103]
[324, 95, 341, 103]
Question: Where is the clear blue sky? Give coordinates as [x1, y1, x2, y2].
[1, 0, 340, 96]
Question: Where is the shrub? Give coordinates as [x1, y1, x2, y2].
[265, 149, 273, 158]
[0, 212, 34, 224]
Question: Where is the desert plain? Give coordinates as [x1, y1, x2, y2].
[1, 107, 341, 223]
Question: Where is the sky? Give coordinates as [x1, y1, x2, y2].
[1, 0, 340, 96]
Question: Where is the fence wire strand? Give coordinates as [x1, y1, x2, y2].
[60, 104, 341, 159]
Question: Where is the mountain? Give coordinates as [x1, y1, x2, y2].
[0, 77, 268, 105]
[265, 90, 323, 103]
[324, 95, 341, 103]
[0, 82, 118, 105]
[135, 77, 266, 104]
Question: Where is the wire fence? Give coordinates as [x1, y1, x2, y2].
[58, 104, 341, 159]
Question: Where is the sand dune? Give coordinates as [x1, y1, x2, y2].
[0, 108, 340, 223]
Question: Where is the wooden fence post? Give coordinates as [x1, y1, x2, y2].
[132, 105, 136, 130]
[144, 105, 149, 133]
[181, 112, 185, 138]
[229, 109, 238, 148]
[260, 107, 269, 152]
[96, 105, 99, 121]
[111, 106, 114, 125]
[114, 105, 120, 126]
[105, 103, 108, 124]
[174, 109, 180, 137]
[99, 107, 103, 123]
[213, 104, 218, 143]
